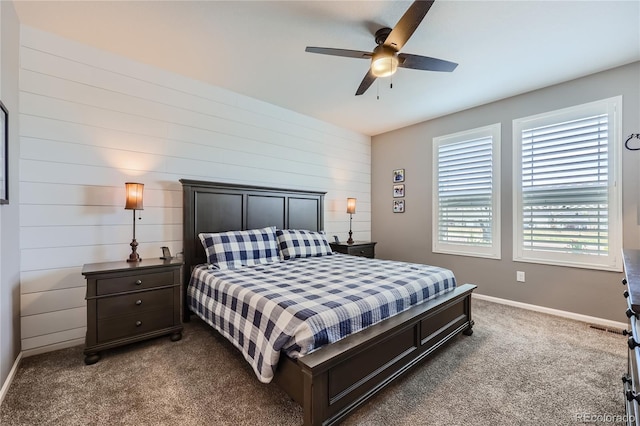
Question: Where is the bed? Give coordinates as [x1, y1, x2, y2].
[180, 179, 476, 426]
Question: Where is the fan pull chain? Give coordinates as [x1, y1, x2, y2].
[377, 79, 380, 100]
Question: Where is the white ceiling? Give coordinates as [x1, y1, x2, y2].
[13, 0, 640, 136]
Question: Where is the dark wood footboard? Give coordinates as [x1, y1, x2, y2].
[274, 283, 476, 426]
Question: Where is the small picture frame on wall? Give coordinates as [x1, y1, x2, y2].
[393, 184, 404, 198]
[393, 168, 405, 183]
[0, 100, 8, 204]
[393, 199, 405, 213]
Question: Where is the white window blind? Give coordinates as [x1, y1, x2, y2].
[433, 124, 501, 259]
[513, 97, 622, 271]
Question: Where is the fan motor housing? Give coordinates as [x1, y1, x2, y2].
[374, 27, 393, 45]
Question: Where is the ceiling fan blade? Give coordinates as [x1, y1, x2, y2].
[398, 53, 458, 72]
[384, 0, 434, 51]
[305, 47, 372, 59]
[355, 69, 377, 96]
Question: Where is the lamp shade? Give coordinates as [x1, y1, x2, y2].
[371, 46, 398, 78]
[124, 182, 144, 210]
[346, 198, 356, 214]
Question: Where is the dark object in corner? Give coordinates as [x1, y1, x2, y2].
[0, 100, 8, 204]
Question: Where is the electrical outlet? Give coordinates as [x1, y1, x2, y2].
[516, 271, 525, 282]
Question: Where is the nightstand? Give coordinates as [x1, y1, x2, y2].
[329, 241, 377, 258]
[82, 257, 183, 365]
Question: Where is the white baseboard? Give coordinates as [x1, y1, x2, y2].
[472, 293, 627, 330]
[0, 352, 22, 407]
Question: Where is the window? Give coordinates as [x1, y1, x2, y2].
[432, 123, 501, 259]
[513, 97, 622, 271]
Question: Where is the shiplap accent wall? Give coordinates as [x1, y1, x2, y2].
[19, 26, 371, 355]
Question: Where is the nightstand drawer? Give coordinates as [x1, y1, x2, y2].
[97, 288, 174, 319]
[330, 241, 376, 259]
[96, 271, 174, 295]
[97, 308, 173, 343]
[348, 246, 374, 258]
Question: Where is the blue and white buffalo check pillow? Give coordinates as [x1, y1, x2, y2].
[199, 226, 280, 269]
[276, 229, 333, 260]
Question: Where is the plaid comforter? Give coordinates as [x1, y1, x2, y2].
[187, 253, 456, 383]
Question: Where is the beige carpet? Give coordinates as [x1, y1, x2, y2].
[0, 299, 627, 425]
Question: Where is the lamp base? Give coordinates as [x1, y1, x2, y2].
[127, 239, 141, 262]
[347, 230, 354, 245]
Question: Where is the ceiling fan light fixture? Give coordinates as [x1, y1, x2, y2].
[371, 46, 398, 78]
[304, 2, 458, 96]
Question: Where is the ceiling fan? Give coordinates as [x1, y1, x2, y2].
[305, 0, 457, 96]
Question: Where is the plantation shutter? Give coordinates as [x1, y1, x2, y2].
[437, 136, 493, 247]
[520, 113, 609, 256]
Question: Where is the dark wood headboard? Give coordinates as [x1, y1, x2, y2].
[180, 179, 326, 320]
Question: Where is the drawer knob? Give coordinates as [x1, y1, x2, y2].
[629, 337, 640, 350]
[624, 290, 630, 298]
[135, 321, 142, 327]
[623, 278, 628, 286]
[135, 279, 142, 285]
[135, 300, 142, 306]
[626, 308, 637, 319]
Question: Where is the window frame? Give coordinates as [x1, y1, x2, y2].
[512, 96, 622, 271]
[432, 123, 502, 259]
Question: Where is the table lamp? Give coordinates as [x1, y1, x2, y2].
[346, 198, 356, 245]
[125, 182, 144, 262]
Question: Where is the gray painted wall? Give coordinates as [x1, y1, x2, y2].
[0, 0, 21, 391]
[372, 62, 640, 323]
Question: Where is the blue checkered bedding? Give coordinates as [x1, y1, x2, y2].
[187, 253, 456, 383]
